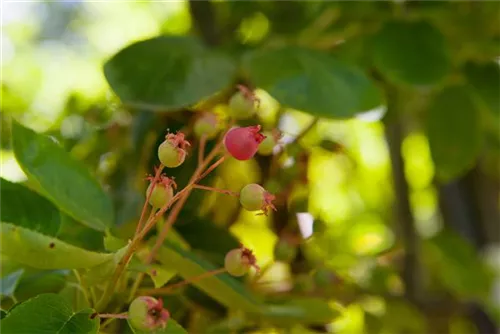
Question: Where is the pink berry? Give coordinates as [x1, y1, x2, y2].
[224, 247, 259, 277]
[239, 183, 276, 215]
[194, 112, 219, 139]
[158, 132, 190, 168]
[128, 296, 170, 331]
[224, 125, 266, 160]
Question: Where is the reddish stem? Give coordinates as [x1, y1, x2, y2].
[135, 164, 164, 234]
[192, 184, 238, 197]
[95, 312, 129, 319]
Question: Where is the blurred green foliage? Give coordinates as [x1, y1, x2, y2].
[1, 1, 499, 333]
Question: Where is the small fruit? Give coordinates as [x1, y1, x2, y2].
[224, 247, 259, 277]
[274, 238, 297, 263]
[194, 112, 219, 139]
[158, 132, 190, 168]
[128, 296, 170, 331]
[228, 92, 255, 120]
[224, 125, 266, 160]
[239, 183, 276, 215]
[145, 173, 176, 208]
[258, 129, 281, 156]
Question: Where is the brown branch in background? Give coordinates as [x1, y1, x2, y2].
[188, 0, 219, 46]
[383, 86, 419, 304]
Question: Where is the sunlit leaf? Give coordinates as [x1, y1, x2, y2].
[104, 36, 236, 111]
[425, 85, 482, 182]
[11, 121, 114, 231]
[0, 293, 99, 334]
[242, 46, 382, 119]
[1, 222, 114, 270]
[0, 178, 60, 236]
[372, 20, 451, 85]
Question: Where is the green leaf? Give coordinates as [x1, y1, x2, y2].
[242, 47, 382, 119]
[11, 121, 114, 231]
[83, 245, 129, 286]
[372, 20, 451, 85]
[0, 178, 60, 236]
[156, 241, 340, 324]
[0, 293, 99, 334]
[423, 230, 495, 301]
[0, 269, 24, 298]
[261, 298, 342, 325]
[149, 265, 177, 289]
[104, 36, 236, 111]
[0, 310, 6, 320]
[128, 318, 187, 334]
[57, 214, 105, 252]
[1, 222, 114, 269]
[15, 270, 68, 302]
[155, 240, 264, 313]
[464, 61, 500, 117]
[425, 85, 482, 182]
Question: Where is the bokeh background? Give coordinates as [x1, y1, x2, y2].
[1, 1, 500, 333]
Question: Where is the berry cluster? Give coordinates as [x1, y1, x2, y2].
[124, 85, 285, 330]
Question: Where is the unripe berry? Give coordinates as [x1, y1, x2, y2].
[128, 296, 170, 331]
[224, 247, 259, 277]
[274, 238, 297, 263]
[224, 125, 266, 160]
[258, 130, 281, 156]
[194, 112, 219, 140]
[228, 91, 256, 120]
[239, 183, 276, 215]
[158, 132, 190, 168]
[145, 173, 176, 208]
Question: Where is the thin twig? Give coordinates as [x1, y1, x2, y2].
[193, 184, 238, 197]
[138, 268, 226, 296]
[198, 134, 207, 167]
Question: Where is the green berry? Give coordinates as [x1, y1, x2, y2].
[224, 248, 248, 276]
[239, 184, 276, 215]
[128, 296, 169, 331]
[257, 133, 276, 155]
[274, 238, 297, 263]
[224, 247, 259, 277]
[194, 112, 219, 139]
[147, 182, 173, 208]
[158, 132, 190, 168]
[228, 91, 256, 120]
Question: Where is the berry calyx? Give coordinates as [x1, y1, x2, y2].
[194, 112, 219, 140]
[228, 85, 259, 120]
[224, 125, 266, 160]
[258, 129, 282, 156]
[224, 246, 259, 277]
[128, 296, 170, 331]
[239, 183, 276, 215]
[145, 170, 176, 208]
[158, 132, 190, 168]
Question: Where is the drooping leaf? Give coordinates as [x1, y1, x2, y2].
[0, 293, 99, 334]
[0, 178, 60, 236]
[57, 213, 105, 252]
[1, 222, 114, 269]
[371, 20, 451, 85]
[83, 244, 129, 286]
[104, 36, 236, 111]
[148, 265, 177, 289]
[0, 269, 24, 298]
[127, 317, 187, 334]
[425, 85, 482, 182]
[11, 121, 114, 231]
[242, 47, 382, 119]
